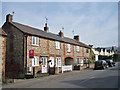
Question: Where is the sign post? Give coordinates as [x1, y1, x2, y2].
[29, 50, 34, 58]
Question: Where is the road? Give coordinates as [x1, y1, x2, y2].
[2, 62, 119, 88]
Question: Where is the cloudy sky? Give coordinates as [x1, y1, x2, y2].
[1, 2, 118, 47]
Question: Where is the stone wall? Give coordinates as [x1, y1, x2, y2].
[26, 35, 91, 75]
[3, 23, 24, 79]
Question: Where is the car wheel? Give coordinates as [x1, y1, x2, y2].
[103, 66, 105, 69]
[106, 65, 108, 68]
[111, 64, 113, 67]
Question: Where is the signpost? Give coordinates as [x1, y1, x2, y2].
[29, 50, 34, 58]
[29, 50, 35, 78]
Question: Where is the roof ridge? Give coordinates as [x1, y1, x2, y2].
[11, 21, 90, 48]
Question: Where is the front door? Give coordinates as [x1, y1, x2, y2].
[42, 57, 47, 73]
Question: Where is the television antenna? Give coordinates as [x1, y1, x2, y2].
[72, 30, 74, 36]
[45, 16, 48, 23]
[62, 27, 64, 31]
[12, 11, 15, 15]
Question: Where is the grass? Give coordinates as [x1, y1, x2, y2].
[36, 73, 59, 78]
[37, 75, 49, 78]
[2, 83, 6, 85]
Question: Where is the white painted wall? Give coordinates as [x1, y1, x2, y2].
[92, 48, 99, 61]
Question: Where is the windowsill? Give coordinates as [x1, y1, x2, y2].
[32, 65, 39, 67]
[76, 51, 80, 53]
[56, 48, 60, 50]
[32, 44, 39, 47]
[67, 51, 71, 53]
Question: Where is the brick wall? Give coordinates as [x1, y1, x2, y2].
[0, 35, 6, 82]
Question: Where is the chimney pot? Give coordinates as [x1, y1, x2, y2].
[74, 35, 79, 41]
[44, 23, 49, 32]
[59, 30, 63, 38]
[6, 14, 13, 22]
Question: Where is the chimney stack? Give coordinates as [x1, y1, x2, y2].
[44, 23, 49, 32]
[6, 14, 13, 22]
[74, 35, 79, 41]
[59, 30, 63, 38]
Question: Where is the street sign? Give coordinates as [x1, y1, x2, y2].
[29, 50, 34, 58]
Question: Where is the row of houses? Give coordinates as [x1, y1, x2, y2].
[90, 45, 117, 61]
[0, 14, 91, 82]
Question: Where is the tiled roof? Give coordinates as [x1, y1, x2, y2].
[10, 22, 91, 48]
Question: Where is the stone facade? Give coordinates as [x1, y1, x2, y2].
[0, 29, 7, 83]
[2, 22, 24, 79]
[25, 35, 90, 74]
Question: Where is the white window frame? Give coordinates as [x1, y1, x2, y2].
[32, 56, 39, 67]
[76, 46, 79, 52]
[56, 41, 60, 49]
[56, 57, 61, 67]
[32, 36, 39, 46]
[67, 44, 70, 52]
[80, 58, 83, 66]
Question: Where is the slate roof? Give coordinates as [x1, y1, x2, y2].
[10, 22, 91, 48]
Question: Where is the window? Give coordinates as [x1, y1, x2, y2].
[77, 58, 80, 64]
[76, 46, 79, 52]
[67, 44, 70, 52]
[32, 56, 39, 67]
[86, 48, 89, 53]
[87, 58, 89, 63]
[56, 57, 61, 67]
[32, 36, 39, 46]
[56, 41, 60, 49]
[80, 58, 83, 66]
[42, 57, 47, 65]
[84, 58, 86, 64]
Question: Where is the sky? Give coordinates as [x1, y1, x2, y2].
[1, 2, 118, 48]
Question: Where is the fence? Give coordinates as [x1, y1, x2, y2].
[62, 65, 72, 73]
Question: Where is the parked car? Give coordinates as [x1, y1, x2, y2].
[106, 59, 115, 67]
[94, 60, 108, 70]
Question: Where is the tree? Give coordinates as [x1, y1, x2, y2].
[89, 49, 95, 63]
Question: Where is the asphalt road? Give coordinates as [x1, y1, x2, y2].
[2, 62, 119, 88]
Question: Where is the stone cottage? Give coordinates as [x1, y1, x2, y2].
[2, 14, 91, 79]
[0, 28, 7, 82]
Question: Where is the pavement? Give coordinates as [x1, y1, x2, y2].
[2, 62, 119, 88]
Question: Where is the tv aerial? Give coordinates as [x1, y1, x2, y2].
[45, 16, 48, 23]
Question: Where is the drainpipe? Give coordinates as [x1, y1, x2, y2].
[25, 35, 27, 74]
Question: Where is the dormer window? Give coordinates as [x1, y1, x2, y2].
[32, 36, 39, 46]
